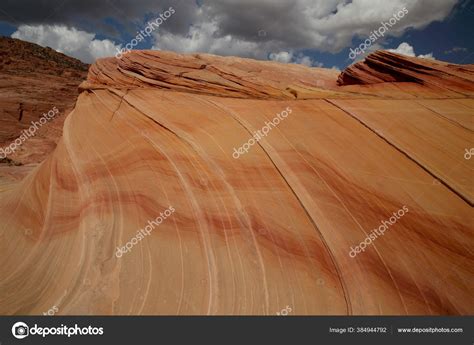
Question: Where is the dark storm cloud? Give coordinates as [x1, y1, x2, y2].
[203, 0, 339, 48]
[1, 0, 460, 52]
[0, 0, 197, 36]
[2, 0, 461, 65]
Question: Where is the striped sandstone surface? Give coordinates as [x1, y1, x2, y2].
[0, 50, 472, 315]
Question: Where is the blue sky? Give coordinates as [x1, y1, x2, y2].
[0, 0, 472, 69]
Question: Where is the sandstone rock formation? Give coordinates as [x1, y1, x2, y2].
[338, 51, 474, 94]
[0, 50, 472, 315]
[0, 37, 88, 165]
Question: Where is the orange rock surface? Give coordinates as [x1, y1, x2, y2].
[0, 50, 472, 315]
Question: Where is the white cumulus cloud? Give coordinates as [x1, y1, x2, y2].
[12, 25, 121, 63]
[152, 21, 264, 59]
[388, 42, 435, 59]
[268, 51, 293, 63]
[269, 51, 323, 67]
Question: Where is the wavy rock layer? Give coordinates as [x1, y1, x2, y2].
[337, 51, 474, 96]
[0, 51, 472, 315]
